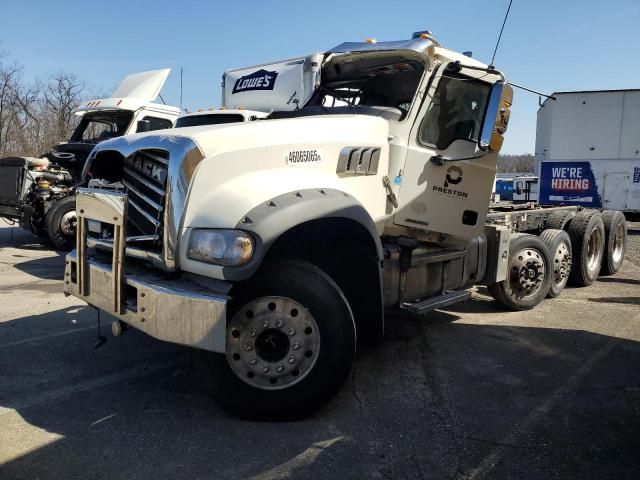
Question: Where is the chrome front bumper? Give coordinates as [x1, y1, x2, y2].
[63, 188, 228, 353]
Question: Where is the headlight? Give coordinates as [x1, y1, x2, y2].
[187, 229, 254, 266]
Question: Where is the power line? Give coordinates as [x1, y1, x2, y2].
[491, 0, 514, 66]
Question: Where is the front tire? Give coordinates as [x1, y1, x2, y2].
[488, 233, 553, 311]
[193, 260, 356, 420]
[45, 196, 76, 250]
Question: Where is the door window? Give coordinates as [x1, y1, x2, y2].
[419, 73, 491, 150]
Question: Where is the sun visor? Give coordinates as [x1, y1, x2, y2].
[222, 53, 323, 111]
[111, 68, 171, 101]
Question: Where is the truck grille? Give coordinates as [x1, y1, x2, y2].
[0, 157, 28, 204]
[121, 149, 168, 246]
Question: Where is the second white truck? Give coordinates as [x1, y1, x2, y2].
[62, 33, 627, 419]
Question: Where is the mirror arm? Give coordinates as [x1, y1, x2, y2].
[429, 151, 489, 166]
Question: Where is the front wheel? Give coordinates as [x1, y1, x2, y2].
[192, 260, 356, 420]
[45, 196, 77, 250]
[488, 233, 553, 311]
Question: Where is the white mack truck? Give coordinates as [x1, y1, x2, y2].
[62, 33, 628, 419]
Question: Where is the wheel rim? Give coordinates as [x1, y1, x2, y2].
[552, 241, 572, 291]
[59, 210, 77, 237]
[509, 248, 546, 298]
[226, 296, 321, 390]
[611, 223, 625, 265]
[586, 226, 603, 275]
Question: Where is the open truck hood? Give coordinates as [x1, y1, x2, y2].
[75, 68, 173, 114]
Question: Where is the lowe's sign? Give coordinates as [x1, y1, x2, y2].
[539, 161, 601, 207]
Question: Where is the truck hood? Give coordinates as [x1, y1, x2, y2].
[175, 114, 391, 158]
[93, 113, 391, 161]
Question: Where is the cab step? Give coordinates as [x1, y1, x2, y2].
[400, 290, 471, 315]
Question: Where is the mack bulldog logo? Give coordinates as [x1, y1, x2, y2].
[232, 69, 278, 94]
[432, 165, 468, 198]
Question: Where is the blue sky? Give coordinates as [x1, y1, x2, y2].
[1, 0, 639, 154]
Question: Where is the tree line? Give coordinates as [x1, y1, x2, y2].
[497, 154, 534, 173]
[0, 49, 89, 158]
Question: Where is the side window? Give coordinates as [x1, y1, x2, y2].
[418, 73, 491, 150]
[140, 116, 173, 132]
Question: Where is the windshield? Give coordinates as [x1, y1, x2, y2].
[270, 53, 426, 122]
[69, 110, 134, 143]
[175, 113, 245, 128]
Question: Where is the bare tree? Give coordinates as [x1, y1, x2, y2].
[42, 72, 86, 144]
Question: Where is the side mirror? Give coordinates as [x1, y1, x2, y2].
[479, 82, 513, 152]
[136, 119, 151, 133]
[479, 82, 504, 150]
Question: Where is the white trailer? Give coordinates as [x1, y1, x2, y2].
[535, 89, 640, 213]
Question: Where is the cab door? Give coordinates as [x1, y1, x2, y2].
[394, 64, 505, 239]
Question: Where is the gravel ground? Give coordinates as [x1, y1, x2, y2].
[1, 223, 639, 480]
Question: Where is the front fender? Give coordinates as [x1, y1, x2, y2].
[179, 186, 382, 282]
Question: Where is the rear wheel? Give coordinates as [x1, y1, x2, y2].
[488, 233, 553, 310]
[539, 229, 572, 298]
[545, 210, 575, 231]
[600, 210, 626, 276]
[44, 196, 76, 250]
[192, 260, 356, 420]
[568, 210, 605, 286]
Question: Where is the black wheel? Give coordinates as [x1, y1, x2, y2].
[192, 260, 356, 420]
[545, 210, 575, 231]
[44, 196, 77, 250]
[600, 210, 627, 276]
[539, 229, 572, 298]
[488, 233, 553, 311]
[568, 210, 605, 286]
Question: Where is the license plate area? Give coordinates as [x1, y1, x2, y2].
[75, 188, 128, 314]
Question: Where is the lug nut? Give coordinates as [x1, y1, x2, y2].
[249, 329, 257, 337]
[249, 357, 258, 365]
[275, 319, 284, 328]
[288, 328, 296, 337]
[288, 356, 296, 364]
[276, 365, 284, 373]
[262, 365, 270, 373]
[261, 320, 269, 328]
[292, 342, 301, 350]
[244, 343, 253, 351]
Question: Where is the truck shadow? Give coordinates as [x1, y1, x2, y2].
[11, 254, 66, 281]
[1, 303, 639, 479]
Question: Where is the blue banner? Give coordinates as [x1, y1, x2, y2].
[539, 161, 601, 207]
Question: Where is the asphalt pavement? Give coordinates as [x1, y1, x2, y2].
[1, 223, 639, 480]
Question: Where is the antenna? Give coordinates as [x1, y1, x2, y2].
[180, 67, 183, 111]
[490, 0, 514, 67]
[158, 93, 167, 105]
